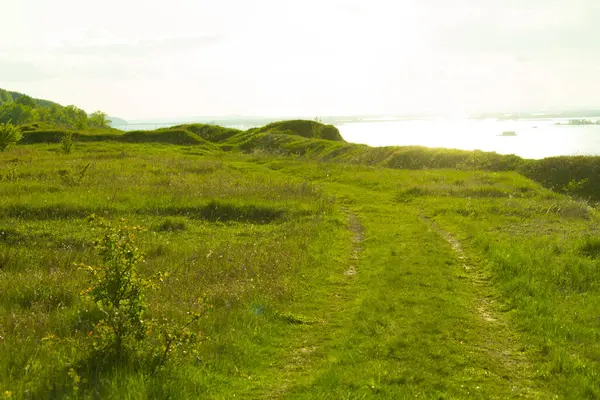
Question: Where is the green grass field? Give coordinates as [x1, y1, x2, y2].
[2, 126, 600, 399]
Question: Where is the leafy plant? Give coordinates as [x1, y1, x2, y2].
[0, 122, 22, 152]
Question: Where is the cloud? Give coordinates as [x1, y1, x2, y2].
[57, 34, 229, 57]
[430, 0, 600, 62]
[66, 63, 162, 80]
[0, 59, 55, 82]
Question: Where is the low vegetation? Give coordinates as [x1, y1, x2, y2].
[2, 91, 600, 398]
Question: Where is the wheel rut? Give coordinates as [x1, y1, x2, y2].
[420, 215, 550, 398]
[344, 210, 364, 277]
[264, 209, 364, 399]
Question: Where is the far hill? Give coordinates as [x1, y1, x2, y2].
[0, 88, 112, 130]
[0, 88, 58, 108]
[108, 116, 128, 127]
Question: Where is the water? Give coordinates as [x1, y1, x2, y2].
[336, 118, 600, 159]
[114, 116, 600, 160]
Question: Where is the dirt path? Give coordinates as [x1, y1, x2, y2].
[344, 210, 364, 277]
[420, 216, 549, 398]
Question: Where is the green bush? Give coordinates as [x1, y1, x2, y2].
[80, 216, 150, 354]
[80, 216, 205, 370]
[0, 122, 22, 151]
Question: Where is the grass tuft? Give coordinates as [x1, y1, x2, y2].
[578, 236, 600, 258]
[155, 218, 187, 232]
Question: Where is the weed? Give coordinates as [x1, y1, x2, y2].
[395, 186, 429, 202]
[156, 218, 187, 232]
[57, 162, 90, 185]
[0, 166, 19, 182]
[578, 236, 600, 258]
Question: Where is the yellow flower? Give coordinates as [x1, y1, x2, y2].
[3, 391, 12, 398]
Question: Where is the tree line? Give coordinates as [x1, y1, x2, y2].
[0, 88, 111, 129]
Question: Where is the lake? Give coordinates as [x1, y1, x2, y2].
[336, 118, 600, 159]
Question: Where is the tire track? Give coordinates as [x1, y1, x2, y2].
[420, 215, 550, 398]
[264, 209, 364, 399]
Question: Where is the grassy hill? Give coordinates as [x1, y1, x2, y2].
[17, 120, 600, 202]
[2, 107, 600, 397]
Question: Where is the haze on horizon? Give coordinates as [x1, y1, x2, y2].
[1, 0, 599, 120]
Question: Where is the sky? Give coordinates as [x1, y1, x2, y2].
[1, 0, 599, 119]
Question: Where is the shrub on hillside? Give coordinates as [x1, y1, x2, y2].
[519, 156, 600, 200]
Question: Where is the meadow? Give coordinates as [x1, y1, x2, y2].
[1, 121, 600, 399]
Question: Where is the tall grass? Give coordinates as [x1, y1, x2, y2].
[0, 143, 339, 398]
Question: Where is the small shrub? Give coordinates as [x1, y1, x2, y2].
[80, 216, 206, 371]
[61, 132, 74, 154]
[0, 122, 22, 152]
[80, 216, 150, 354]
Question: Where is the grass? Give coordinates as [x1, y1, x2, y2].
[1, 125, 600, 398]
[18, 119, 600, 202]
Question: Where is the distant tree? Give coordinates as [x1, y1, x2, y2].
[0, 122, 23, 151]
[0, 103, 34, 125]
[15, 95, 36, 107]
[63, 105, 88, 129]
[0, 88, 110, 130]
[89, 111, 111, 128]
[0, 90, 12, 104]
